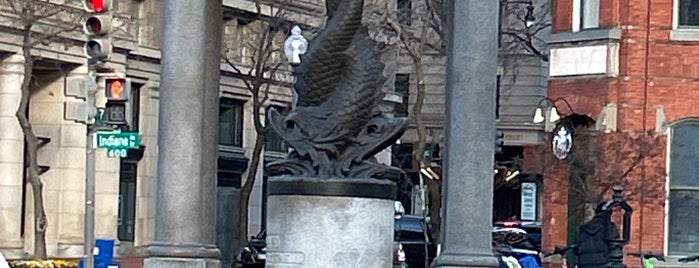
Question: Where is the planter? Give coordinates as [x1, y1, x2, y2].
[8, 260, 79, 268]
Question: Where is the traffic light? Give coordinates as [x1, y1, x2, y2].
[495, 132, 504, 155]
[104, 77, 130, 126]
[83, 0, 113, 60]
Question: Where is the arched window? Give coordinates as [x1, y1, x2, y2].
[668, 120, 699, 255]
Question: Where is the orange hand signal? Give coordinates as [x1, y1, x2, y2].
[110, 79, 123, 98]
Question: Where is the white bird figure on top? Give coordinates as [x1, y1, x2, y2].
[284, 26, 308, 65]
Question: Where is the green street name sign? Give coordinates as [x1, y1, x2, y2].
[96, 131, 141, 150]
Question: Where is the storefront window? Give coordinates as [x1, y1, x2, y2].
[668, 120, 699, 255]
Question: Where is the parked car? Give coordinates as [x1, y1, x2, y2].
[395, 214, 437, 268]
[236, 230, 266, 268]
[494, 220, 542, 249]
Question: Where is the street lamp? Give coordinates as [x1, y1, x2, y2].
[524, 3, 536, 27]
[502, 0, 536, 28]
[284, 25, 308, 65]
[532, 97, 574, 130]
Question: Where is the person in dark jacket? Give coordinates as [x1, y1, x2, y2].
[573, 203, 620, 268]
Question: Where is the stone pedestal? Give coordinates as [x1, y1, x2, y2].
[144, 258, 219, 268]
[266, 178, 395, 268]
[145, 245, 220, 268]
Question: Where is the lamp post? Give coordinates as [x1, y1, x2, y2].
[501, 0, 537, 28]
[284, 25, 307, 109]
[284, 26, 308, 66]
[600, 186, 633, 268]
[532, 97, 574, 131]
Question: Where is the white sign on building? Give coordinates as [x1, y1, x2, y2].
[520, 182, 537, 221]
[549, 45, 616, 77]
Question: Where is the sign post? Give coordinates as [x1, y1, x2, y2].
[95, 131, 141, 158]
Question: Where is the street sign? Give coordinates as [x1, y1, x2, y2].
[107, 148, 128, 158]
[95, 131, 140, 150]
[520, 182, 537, 221]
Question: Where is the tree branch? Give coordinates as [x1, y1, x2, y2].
[500, 31, 548, 61]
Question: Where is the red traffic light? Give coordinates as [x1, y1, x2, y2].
[85, 0, 112, 13]
[105, 78, 130, 101]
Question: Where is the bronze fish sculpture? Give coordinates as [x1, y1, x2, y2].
[267, 0, 408, 181]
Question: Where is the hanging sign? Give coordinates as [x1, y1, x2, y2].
[551, 123, 573, 160]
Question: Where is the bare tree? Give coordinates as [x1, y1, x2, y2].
[373, 0, 446, 246]
[567, 129, 665, 219]
[222, 0, 292, 254]
[0, 0, 83, 259]
[372, 0, 553, 240]
[524, 127, 665, 224]
[499, 0, 551, 62]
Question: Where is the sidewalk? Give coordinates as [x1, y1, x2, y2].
[117, 256, 144, 268]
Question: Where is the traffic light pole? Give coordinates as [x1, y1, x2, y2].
[82, 1, 114, 267]
[83, 69, 97, 268]
[84, 120, 95, 268]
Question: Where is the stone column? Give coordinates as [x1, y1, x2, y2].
[0, 54, 26, 258]
[266, 178, 395, 268]
[431, 0, 500, 267]
[144, 0, 222, 267]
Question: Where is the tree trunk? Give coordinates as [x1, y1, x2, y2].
[238, 130, 266, 254]
[16, 25, 48, 259]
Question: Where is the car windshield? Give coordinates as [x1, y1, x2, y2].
[395, 216, 428, 242]
[492, 230, 540, 252]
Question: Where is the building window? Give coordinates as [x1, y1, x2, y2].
[395, 74, 410, 117]
[677, 0, 699, 28]
[219, 98, 244, 147]
[668, 120, 699, 255]
[397, 0, 412, 26]
[496, 75, 501, 120]
[135, 0, 163, 47]
[572, 0, 599, 32]
[265, 106, 288, 152]
[118, 82, 142, 242]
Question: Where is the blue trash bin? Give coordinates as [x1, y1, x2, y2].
[94, 239, 115, 268]
[79, 239, 118, 268]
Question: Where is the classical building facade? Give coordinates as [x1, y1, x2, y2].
[0, 0, 554, 266]
[535, 0, 699, 265]
[0, 0, 324, 266]
[391, 0, 551, 221]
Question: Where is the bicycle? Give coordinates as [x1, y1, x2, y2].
[626, 252, 664, 268]
[679, 255, 699, 263]
[543, 245, 577, 268]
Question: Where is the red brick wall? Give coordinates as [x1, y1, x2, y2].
[599, 0, 619, 28]
[552, 0, 573, 33]
[553, 0, 621, 31]
[540, 159, 569, 254]
[543, 0, 699, 264]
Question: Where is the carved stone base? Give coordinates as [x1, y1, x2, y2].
[144, 243, 220, 268]
[143, 258, 219, 268]
[266, 177, 395, 268]
[431, 252, 500, 268]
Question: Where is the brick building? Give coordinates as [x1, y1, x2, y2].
[532, 0, 699, 266]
